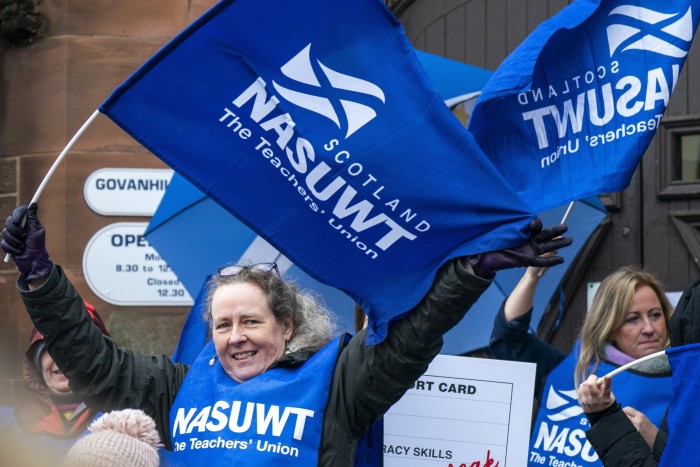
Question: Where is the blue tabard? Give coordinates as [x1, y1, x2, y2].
[355, 418, 383, 466]
[167, 335, 347, 466]
[528, 346, 672, 466]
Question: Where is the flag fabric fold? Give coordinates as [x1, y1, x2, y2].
[469, 0, 700, 212]
[659, 342, 700, 466]
[99, 0, 534, 345]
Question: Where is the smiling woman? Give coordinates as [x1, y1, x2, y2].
[41, 351, 72, 394]
[211, 280, 292, 381]
[2, 203, 572, 466]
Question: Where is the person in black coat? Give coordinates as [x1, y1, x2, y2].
[2, 203, 571, 466]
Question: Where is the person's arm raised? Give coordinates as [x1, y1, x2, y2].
[503, 266, 546, 322]
[333, 218, 572, 438]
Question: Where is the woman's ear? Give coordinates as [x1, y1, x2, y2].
[283, 317, 293, 341]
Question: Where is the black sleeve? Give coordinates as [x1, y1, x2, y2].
[489, 300, 566, 397]
[585, 403, 665, 466]
[651, 413, 667, 461]
[18, 265, 187, 449]
[320, 258, 491, 462]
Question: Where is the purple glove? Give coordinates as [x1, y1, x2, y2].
[1, 203, 53, 281]
[469, 219, 572, 279]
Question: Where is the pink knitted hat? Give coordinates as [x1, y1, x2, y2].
[62, 409, 161, 467]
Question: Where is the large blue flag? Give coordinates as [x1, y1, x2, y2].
[99, 0, 534, 344]
[470, 0, 700, 212]
[659, 342, 700, 466]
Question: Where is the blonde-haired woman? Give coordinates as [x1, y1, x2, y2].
[490, 266, 673, 467]
[574, 267, 672, 387]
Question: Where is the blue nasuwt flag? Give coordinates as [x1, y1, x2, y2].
[659, 342, 700, 466]
[469, 0, 700, 212]
[99, 0, 534, 345]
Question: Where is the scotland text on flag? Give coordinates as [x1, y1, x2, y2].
[469, 0, 700, 212]
[99, 0, 534, 345]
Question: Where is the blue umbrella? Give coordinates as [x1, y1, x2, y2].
[413, 50, 493, 101]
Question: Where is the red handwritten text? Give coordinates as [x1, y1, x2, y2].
[449, 449, 500, 467]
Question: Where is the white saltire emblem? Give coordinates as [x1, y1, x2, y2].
[272, 44, 386, 139]
[607, 5, 693, 58]
[545, 386, 584, 422]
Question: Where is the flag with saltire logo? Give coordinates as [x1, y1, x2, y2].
[99, 0, 535, 345]
[659, 342, 700, 466]
[469, 0, 700, 212]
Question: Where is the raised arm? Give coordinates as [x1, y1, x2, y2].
[489, 263, 566, 396]
[1, 204, 187, 449]
[504, 266, 546, 321]
[1, 204, 52, 288]
[319, 219, 572, 462]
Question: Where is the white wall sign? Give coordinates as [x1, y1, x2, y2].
[83, 222, 194, 306]
[84, 168, 173, 216]
[382, 355, 535, 467]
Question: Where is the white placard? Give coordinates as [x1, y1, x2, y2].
[383, 355, 535, 467]
[84, 168, 173, 216]
[83, 222, 194, 306]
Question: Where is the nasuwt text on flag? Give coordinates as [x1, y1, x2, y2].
[99, 0, 535, 344]
[469, 0, 700, 212]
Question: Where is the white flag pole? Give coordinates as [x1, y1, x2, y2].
[4, 109, 101, 262]
[537, 200, 576, 277]
[596, 349, 667, 385]
[560, 200, 576, 225]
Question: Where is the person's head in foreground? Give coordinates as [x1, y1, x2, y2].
[61, 409, 161, 467]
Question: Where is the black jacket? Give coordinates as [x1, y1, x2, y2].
[585, 403, 667, 466]
[19, 259, 490, 466]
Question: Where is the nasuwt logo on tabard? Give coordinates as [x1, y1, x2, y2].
[532, 386, 598, 463]
[271, 44, 386, 139]
[544, 386, 584, 422]
[607, 5, 693, 58]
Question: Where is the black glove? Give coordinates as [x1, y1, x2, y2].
[1, 203, 53, 281]
[469, 219, 572, 279]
